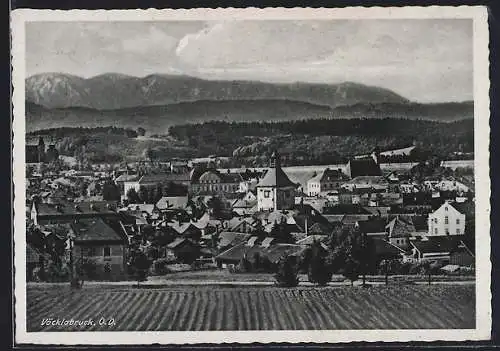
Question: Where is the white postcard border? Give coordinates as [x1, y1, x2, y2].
[11, 6, 491, 345]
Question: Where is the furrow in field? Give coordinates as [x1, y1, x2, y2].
[238, 289, 252, 330]
[132, 291, 162, 331]
[173, 292, 196, 331]
[39, 292, 95, 331]
[85, 291, 126, 331]
[294, 290, 320, 329]
[208, 290, 220, 330]
[231, 289, 246, 330]
[224, 290, 238, 331]
[185, 289, 205, 331]
[258, 289, 275, 330]
[110, 291, 145, 331]
[364, 288, 413, 329]
[285, 289, 309, 330]
[321, 289, 360, 329]
[432, 287, 476, 326]
[360, 288, 409, 329]
[116, 290, 151, 331]
[91, 291, 134, 331]
[302, 290, 332, 329]
[28, 290, 78, 325]
[195, 289, 212, 331]
[402, 287, 453, 328]
[214, 289, 227, 331]
[70, 291, 117, 332]
[420, 289, 472, 328]
[153, 291, 182, 331]
[44, 294, 93, 331]
[273, 289, 296, 330]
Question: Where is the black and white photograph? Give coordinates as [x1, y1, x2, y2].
[11, 7, 491, 345]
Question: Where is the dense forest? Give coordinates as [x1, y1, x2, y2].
[27, 118, 474, 166]
[168, 118, 474, 165]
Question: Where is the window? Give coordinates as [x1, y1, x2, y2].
[445, 228, 449, 235]
[444, 216, 448, 224]
[445, 206, 448, 211]
[456, 218, 460, 225]
[434, 218, 438, 224]
[264, 190, 270, 198]
[104, 246, 111, 257]
[434, 228, 438, 234]
[86, 247, 96, 256]
[456, 228, 460, 234]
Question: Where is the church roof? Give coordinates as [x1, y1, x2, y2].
[257, 167, 296, 188]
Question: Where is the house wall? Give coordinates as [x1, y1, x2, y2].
[257, 186, 276, 211]
[427, 203, 466, 236]
[307, 180, 321, 196]
[389, 237, 409, 248]
[123, 181, 141, 195]
[74, 243, 126, 280]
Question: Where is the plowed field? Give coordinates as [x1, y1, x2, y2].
[27, 285, 475, 331]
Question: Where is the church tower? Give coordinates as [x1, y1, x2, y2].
[256, 150, 296, 212]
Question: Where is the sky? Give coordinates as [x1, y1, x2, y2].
[25, 19, 473, 102]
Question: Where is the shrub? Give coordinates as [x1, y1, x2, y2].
[128, 250, 152, 287]
[343, 256, 360, 286]
[307, 242, 331, 286]
[153, 258, 171, 275]
[274, 255, 299, 287]
[45, 261, 70, 282]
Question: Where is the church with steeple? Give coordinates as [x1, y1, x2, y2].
[256, 150, 297, 211]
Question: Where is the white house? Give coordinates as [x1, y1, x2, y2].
[427, 201, 466, 237]
[306, 168, 348, 197]
[256, 151, 296, 212]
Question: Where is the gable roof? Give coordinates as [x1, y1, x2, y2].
[168, 221, 201, 235]
[71, 218, 125, 242]
[386, 216, 416, 238]
[296, 235, 329, 245]
[167, 237, 195, 249]
[138, 173, 190, 184]
[347, 158, 382, 178]
[115, 174, 139, 182]
[216, 242, 304, 263]
[218, 232, 252, 249]
[319, 168, 348, 182]
[125, 204, 157, 215]
[156, 196, 188, 210]
[411, 236, 463, 254]
[34, 201, 119, 217]
[357, 218, 387, 234]
[257, 167, 296, 188]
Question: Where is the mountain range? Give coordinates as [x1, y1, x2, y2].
[26, 73, 410, 110]
[25, 73, 474, 133]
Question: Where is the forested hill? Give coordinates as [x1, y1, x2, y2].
[169, 118, 474, 164]
[28, 118, 473, 165]
[168, 118, 474, 139]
